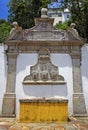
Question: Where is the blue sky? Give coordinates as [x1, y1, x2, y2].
[0, 0, 61, 20]
[0, 0, 9, 20]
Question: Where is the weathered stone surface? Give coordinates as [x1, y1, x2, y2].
[2, 96, 16, 116]
[2, 53, 18, 117]
[54, 125, 65, 130]
[64, 124, 76, 130]
[9, 124, 22, 130]
[71, 56, 87, 115]
[0, 125, 10, 130]
[0, 117, 88, 130]
[6, 17, 83, 42]
[22, 126, 30, 130]
[73, 123, 88, 130]
[0, 122, 12, 130]
[10, 124, 29, 130]
[31, 126, 51, 130]
[73, 94, 86, 114]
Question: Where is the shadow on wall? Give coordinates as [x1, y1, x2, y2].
[22, 84, 67, 98]
[16, 53, 72, 75]
[16, 54, 38, 74]
[51, 54, 72, 68]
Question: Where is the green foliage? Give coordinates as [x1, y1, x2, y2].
[63, 0, 88, 41]
[0, 19, 11, 43]
[54, 18, 73, 30]
[8, 0, 51, 29]
[55, 21, 68, 30]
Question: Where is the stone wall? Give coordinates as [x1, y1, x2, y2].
[0, 44, 7, 115]
[81, 44, 88, 113]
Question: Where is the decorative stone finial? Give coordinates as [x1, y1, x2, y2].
[41, 8, 48, 18]
[12, 21, 18, 26]
[8, 21, 23, 40]
[70, 23, 76, 27]
[67, 23, 81, 40]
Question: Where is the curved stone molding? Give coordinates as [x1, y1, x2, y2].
[23, 47, 66, 85]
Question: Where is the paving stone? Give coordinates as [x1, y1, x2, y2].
[22, 126, 30, 130]
[0, 125, 9, 130]
[54, 125, 65, 130]
[64, 124, 77, 130]
[31, 126, 51, 130]
[74, 123, 88, 130]
[8, 124, 22, 130]
[0, 122, 11, 130]
[0, 117, 88, 130]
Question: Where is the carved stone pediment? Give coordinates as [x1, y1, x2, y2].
[6, 18, 83, 43]
[23, 47, 66, 85]
[23, 18, 68, 41]
[24, 30, 68, 41]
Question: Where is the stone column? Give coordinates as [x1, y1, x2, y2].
[71, 49, 87, 115]
[2, 53, 18, 117]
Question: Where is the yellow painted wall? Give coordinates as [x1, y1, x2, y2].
[20, 100, 68, 123]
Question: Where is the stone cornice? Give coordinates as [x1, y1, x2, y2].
[4, 39, 84, 55]
[4, 39, 84, 46]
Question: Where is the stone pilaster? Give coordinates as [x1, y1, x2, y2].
[2, 53, 18, 117]
[71, 52, 87, 115]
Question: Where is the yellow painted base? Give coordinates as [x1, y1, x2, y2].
[20, 99, 68, 123]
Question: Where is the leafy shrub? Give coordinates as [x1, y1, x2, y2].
[0, 19, 11, 43]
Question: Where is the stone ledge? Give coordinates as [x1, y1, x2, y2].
[0, 114, 16, 118]
[73, 114, 88, 117]
[19, 98, 68, 103]
[22, 80, 66, 85]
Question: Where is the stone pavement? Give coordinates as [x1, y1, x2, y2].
[0, 117, 88, 130]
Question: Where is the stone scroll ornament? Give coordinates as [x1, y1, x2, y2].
[23, 47, 66, 85]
